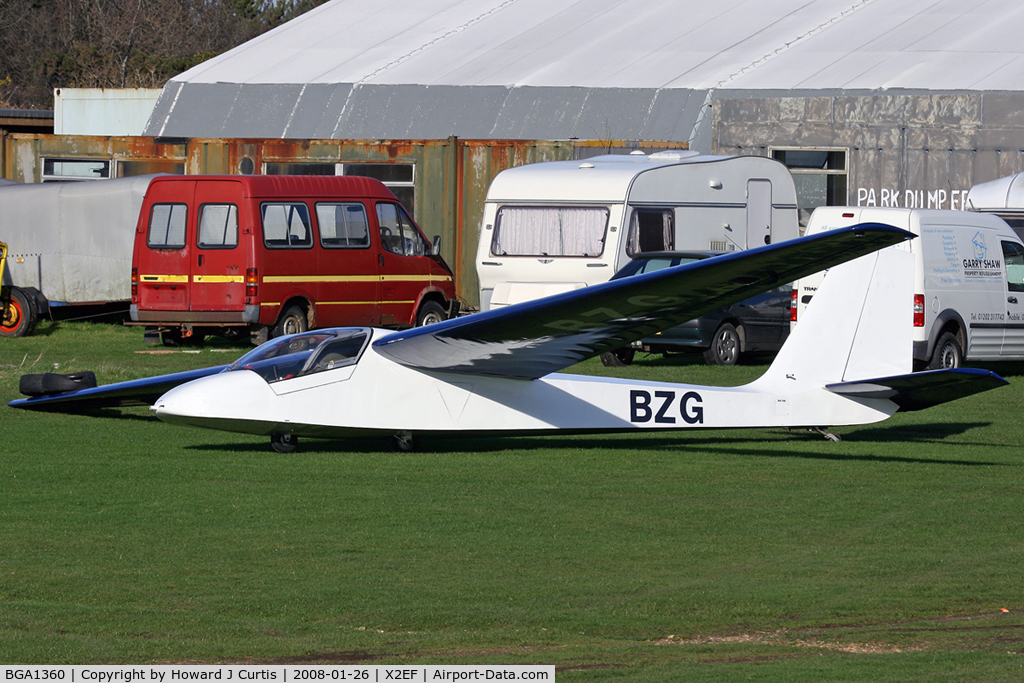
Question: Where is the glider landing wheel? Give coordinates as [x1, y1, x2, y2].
[271, 433, 298, 454]
[392, 431, 418, 452]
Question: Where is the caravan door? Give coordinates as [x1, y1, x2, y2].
[747, 179, 772, 247]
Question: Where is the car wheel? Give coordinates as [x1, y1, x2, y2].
[416, 300, 446, 326]
[928, 331, 963, 369]
[600, 347, 635, 367]
[273, 305, 308, 338]
[704, 323, 741, 365]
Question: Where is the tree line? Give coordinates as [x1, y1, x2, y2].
[0, 0, 328, 109]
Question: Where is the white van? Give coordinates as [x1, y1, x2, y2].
[793, 207, 1024, 368]
[476, 151, 799, 310]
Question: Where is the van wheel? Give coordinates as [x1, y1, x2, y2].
[928, 332, 963, 369]
[273, 305, 308, 338]
[1, 287, 38, 337]
[416, 300, 446, 326]
[704, 323, 740, 365]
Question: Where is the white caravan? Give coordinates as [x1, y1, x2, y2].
[476, 151, 799, 310]
[792, 207, 1024, 368]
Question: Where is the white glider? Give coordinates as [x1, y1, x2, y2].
[10, 225, 1007, 452]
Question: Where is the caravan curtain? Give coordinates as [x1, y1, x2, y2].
[492, 206, 608, 256]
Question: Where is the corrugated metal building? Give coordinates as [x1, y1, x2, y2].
[6, 0, 1024, 303]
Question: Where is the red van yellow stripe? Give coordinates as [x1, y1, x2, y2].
[139, 274, 188, 283]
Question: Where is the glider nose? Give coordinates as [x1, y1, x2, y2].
[152, 377, 214, 426]
[152, 370, 273, 430]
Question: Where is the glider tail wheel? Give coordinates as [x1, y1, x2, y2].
[270, 432, 298, 454]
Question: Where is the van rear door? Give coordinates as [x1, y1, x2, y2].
[136, 179, 196, 314]
[191, 180, 246, 315]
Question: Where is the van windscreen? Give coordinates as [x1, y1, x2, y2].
[492, 206, 608, 257]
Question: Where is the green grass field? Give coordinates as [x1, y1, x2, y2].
[2, 321, 1023, 681]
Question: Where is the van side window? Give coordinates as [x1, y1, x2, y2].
[1003, 241, 1024, 293]
[376, 202, 427, 256]
[262, 202, 312, 248]
[147, 203, 187, 249]
[492, 206, 608, 257]
[198, 204, 238, 249]
[627, 208, 675, 256]
[317, 203, 370, 248]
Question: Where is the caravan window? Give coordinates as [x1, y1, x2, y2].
[626, 208, 674, 256]
[492, 206, 608, 257]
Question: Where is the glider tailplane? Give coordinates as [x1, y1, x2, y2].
[826, 368, 1008, 411]
[759, 247, 914, 389]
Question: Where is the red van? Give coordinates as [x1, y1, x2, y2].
[129, 175, 458, 344]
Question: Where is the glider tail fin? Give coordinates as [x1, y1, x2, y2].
[761, 246, 914, 387]
[760, 245, 1007, 410]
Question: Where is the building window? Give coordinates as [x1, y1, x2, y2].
[264, 161, 416, 218]
[770, 148, 847, 226]
[42, 158, 110, 182]
[118, 160, 185, 177]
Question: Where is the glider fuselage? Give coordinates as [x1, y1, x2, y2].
[152, 333, 895, 439]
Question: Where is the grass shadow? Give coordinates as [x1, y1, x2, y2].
[184, 421, 1007, 467]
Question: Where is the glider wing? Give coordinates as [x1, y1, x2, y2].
[373, 224, 914, 379]
[9, 366, 227, 412]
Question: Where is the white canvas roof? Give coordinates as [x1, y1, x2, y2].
[145, 0, 1024, 146]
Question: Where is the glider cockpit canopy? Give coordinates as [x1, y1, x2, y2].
[227, 328, 371, 384]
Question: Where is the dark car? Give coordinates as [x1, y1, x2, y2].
[601, 251, 791, 366]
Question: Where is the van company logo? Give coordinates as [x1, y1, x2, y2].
[972, 231, 988, 261]
[963, 231, 1002, 279]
